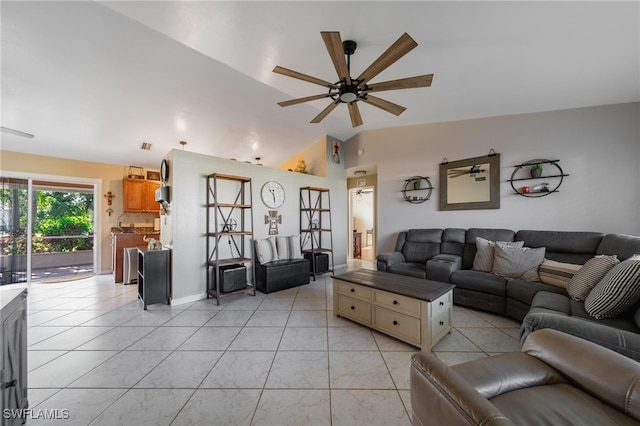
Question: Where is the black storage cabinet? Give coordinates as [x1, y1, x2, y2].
[304, 252, 329, 273]
[212, 264, 247, 293]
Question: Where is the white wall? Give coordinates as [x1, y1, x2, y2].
[343, 103, 640, 253]
[168, 144, 346, 304]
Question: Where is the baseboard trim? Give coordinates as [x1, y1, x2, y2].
[171, 293, 206, 306]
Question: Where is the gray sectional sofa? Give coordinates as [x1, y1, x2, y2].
[377, 228, 640, 359]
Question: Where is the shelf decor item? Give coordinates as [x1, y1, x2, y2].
[530, 163, 544, 178]
[507, 159, 569, 198]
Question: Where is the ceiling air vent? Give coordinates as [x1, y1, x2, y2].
[140, 142, 152, 150]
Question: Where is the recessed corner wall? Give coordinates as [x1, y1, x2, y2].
[343, 103, 640, 253]
[168, 146, 347, 303]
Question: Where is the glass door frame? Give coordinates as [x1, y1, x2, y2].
[0, 170, 102, 282]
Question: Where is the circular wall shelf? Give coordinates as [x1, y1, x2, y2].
[402, 176, 433, 204]
[507, 159, 569, 198]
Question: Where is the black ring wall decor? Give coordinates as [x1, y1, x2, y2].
[402, 176, 433, 204]
[507, 159, 569, 197]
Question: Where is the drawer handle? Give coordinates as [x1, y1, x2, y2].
[350, 306, 355, 310]
[392, 320, 398, 326]
[439, 301, 444, 306]
[392, 300, 398, 305]
[350, 288, 355, 293]
[439, 321, 444, 326]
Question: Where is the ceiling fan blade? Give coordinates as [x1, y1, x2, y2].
[273, 66, 337, 89]
[356, 33, 418, 86]
[310, 100, 340, 124]
[321, 31, 351, 85]
[360, 95, 406, 116]
[348, 102, 363, 127]
[364, 74, 433, 93]
[278, 94, 332, 107]
[1, 126, 34, 138]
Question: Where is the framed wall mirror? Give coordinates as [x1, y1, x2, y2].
[439, 153, 500, 210]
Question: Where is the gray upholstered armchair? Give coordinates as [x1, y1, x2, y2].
[410, 328, 640, 425]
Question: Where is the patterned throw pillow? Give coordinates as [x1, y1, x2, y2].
[492, 244, 546, 282]
[276, 235, 303, 260]
[538, 259, 583, 288]
[473, 237, 524, 272]
[585, 255, 640, 319]
[254, 236, 279, 264]
[566, 255, 619, 301]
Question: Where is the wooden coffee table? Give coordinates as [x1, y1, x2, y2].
[332, 269, 455, 350]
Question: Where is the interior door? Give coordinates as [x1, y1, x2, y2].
[2, 294, 28, 426]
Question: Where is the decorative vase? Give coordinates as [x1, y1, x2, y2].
[530, 168, 542, 178]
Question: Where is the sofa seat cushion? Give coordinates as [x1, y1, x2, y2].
[388, 262, 426, 279]
[491, 383, 638, 426]
[528, 291, 640, 333]
[450, 270, 507, 296]
[507, 279, 567, 306]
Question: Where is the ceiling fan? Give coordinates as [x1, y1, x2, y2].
[448, 165, 488, 178]
[1, 126, 34, 139]
[273, 31, 433, 127]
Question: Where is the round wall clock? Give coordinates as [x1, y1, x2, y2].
[261, 181, 285, 209]
[160, 159, 169, 183]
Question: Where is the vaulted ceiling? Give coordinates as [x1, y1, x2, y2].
[2, 1, 638, 169]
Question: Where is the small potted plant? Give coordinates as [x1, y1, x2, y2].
[413, 178, 423, 190]
[295, 159, 308, 174]
[530, 163, 543, 178]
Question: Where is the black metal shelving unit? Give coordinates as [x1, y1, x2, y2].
[206, 173, 255, 305]
[300, 186, 334, 281]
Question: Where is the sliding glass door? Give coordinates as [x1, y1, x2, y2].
[0, 178, 28, 285]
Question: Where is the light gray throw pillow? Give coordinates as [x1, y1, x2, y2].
[255, 236, 279, 264]
[492, 244, 546, 282]
[473, 237, 524, 272]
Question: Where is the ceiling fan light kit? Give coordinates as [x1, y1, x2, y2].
[274, 31, 433, 127]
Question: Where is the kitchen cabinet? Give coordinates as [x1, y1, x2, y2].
[1, 286, 27, 426]
[123, 178, 161, 213]
[111, 232, 159, 283]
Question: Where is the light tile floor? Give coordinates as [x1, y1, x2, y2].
[25, 260, 521, 425]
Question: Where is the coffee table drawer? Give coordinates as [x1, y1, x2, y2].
[430, 291, 452, 318]
[337, 294, 371, 324]
[336, 281, 372, 301]
[431, 309, 451, 344]
[373, 290, 421, 317]
[373, 306, 421, 344]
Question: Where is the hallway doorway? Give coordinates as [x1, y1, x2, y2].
[349, 187, 375, 262]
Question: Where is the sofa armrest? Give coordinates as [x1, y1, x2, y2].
[427, 254, 462, 282]
[376, 251, 405, 272]
[451, 352, 565, 400]
[521, 311, 640, 361]
[410, 352, 514, 426]
[522, 328, 640, 422]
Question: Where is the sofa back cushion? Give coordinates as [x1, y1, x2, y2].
[441, 228, 466, 257]
[597, 234, 640, 261]
[462, 229, 516, 270]
[516, 230, 603, 265]
[402, 229, 443, 263]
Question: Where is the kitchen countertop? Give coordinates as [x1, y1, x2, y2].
[111, 227, 159, 235]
